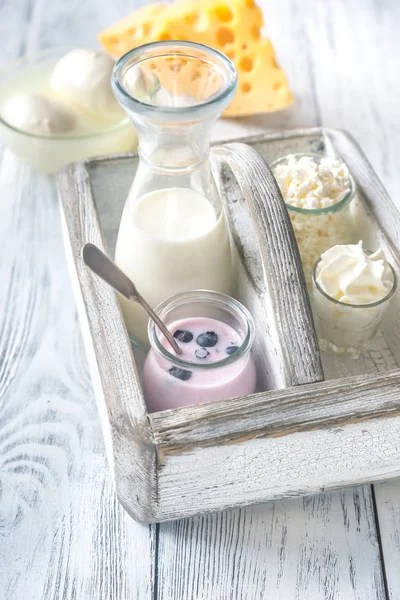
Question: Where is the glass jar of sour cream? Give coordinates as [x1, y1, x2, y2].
[311, 243, 397, 357]
[272, 154, 356, 287]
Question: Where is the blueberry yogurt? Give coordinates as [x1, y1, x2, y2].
[143, 312, 257, 412]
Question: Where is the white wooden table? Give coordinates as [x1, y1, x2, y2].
[1, 1, 400, 598]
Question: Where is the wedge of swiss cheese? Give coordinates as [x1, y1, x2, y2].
[98, 0, 293, 117]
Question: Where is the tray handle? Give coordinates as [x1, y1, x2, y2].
[213, 142, 324, 388]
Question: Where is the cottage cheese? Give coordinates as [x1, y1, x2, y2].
[273, 154, 354, 285]
[273, 155, 351, 210]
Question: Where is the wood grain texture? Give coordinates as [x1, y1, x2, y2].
[151, 369, 400, 448]
[215, 142, 323, 388]
[58, 161, 156, 523]
[305, 0, 400, 204]
[374, 481, 400, 600]
[157, 487, 386, 600]
[301, 4, 400, 587]
[154, 412, 400, 520]
[0, 150, 155, 599]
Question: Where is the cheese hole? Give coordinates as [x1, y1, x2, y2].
[216, 27, 235, 46]
[170, 63, 182, 72]
[127, 27, 136, 36]
[191, 70, 201, 81]
[159, 32, 172, 41]
[142, 22, 151, 35]
[215, 5, 234, 23]
[246, 0, 256, 7]
[185, 11, 198, 24]
[241, 82, 252, 93]
[185, 11, 208, 31]
[250, 25, 261, 40]
[242, 43, 248, 50]
[239, 57, 253, 72]
[273, 81, 282, 91]
[148, 62, 157, 70]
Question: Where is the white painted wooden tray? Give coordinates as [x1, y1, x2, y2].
[58, 128, 400, 524]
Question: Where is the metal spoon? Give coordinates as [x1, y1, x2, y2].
[82, 243, 182, 356]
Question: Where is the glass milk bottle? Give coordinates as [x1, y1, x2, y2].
[111, 41, 237, 345]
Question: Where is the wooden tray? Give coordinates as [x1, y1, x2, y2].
[58, 128, 400, 523]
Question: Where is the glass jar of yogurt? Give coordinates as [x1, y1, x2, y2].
[312, 242, 397, 357]
[272, 153, 356, 287]
[111, 42, 238, 346]
[143, 290, 256, 412]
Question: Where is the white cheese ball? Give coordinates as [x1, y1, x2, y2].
[51, 48, 119, 114]
[1, 92, 77, 135]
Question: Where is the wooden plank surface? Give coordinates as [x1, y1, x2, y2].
[58, 161, 157, 524]
[0, 2, 157, 597]
[0, 0, 399, 599]
[158, 488, 386, 600]
[298, 2, 400, 597]
[374, 482, 400, 600]
[0, 152, 155, 599]
[216, 142, 323, 387]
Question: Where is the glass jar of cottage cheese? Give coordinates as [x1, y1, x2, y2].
[272, 154, 356, 287]
[311, 243, 397, 358]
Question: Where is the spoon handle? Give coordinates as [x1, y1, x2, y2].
[82, 243, 137, 300]
[82, 243, 182, 356]
[139, 296, 183, 357]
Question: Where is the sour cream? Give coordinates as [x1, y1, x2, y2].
[316, 241, 394, 304]
[312, 242, 396, 356]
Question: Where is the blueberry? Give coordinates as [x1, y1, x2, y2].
[174, 329, 193, 343]
[169, 366, 192, 381]
[195, 347, 210, 359]
[196, 331, 218, 347]
[226, 346, 239, 356]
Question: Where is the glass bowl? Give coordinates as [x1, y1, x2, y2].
[0, 47, 137, 173]
[312, 253, 397, 357]
[144, 289, 256, 411]
[271, 153, 356, 286]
